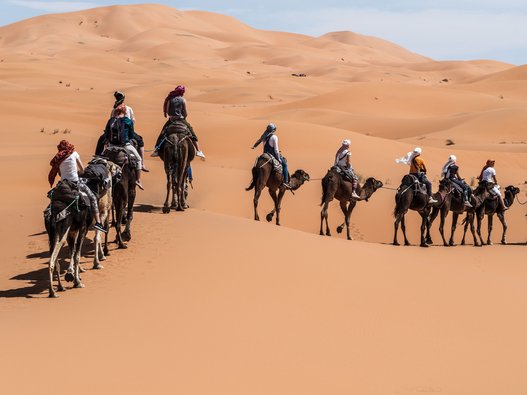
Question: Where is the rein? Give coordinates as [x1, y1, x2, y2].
[516, 195, 527, 205]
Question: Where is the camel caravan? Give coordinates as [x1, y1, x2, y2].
[43, 88, 525, 298]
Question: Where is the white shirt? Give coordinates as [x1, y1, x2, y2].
[268, 134, 280, 158]
[335, 149, 351, 168]
[481, 167, 496, 182]
[110, 105, 135, 123]
[59, 151, 80, 182]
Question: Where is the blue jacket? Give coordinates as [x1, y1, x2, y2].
[104, 117, 137, 145]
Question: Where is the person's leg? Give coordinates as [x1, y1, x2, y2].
[494, 186, 508, 210]
[78, 182, 105, 230]
[151, 120, 171, 156]
[134, 134, 149, 171]
[184, 119, 205, 158]
[125, 144, 144, 189]
[281, 156, 289, 184]
[422, 174, 437, 203]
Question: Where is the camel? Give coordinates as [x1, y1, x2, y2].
[319, 169, 383, 240]
[246, 155, 310, 225]
[473, 185, 520, 245]
[160, 122, 195, 213]
[426, 180, 492, 247]
[88, 160, 121, 269]
[392, 175, 435, 247]
[102, 148, 138, 249]
[45, 188, 91, 297]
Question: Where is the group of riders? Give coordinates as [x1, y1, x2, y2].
[47, 84, 511, 236]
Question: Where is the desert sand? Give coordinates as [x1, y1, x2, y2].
[0, 4, 526, 394]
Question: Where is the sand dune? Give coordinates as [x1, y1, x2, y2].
[1, 4, 526, 395]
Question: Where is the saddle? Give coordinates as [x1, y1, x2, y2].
[332, 166, 357, 183]
[102, 146, 138, 169]
[46, 179, 90, 222]
[82, 159, 112, 196]
[165, 120, 190, 137]
[259, 153, 282, 174]
[406, 174, 427, 196]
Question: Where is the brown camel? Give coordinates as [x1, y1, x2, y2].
[426, 180, 492, 247]
[90, 160, 121, 269]
[246, 155, 310, 225]
[393, 174, 434, 247]
[319, 169, 383, 240]
[160, 122, 195, 213]
[472, 185, 519, 245]
[44, 187, 91, 297]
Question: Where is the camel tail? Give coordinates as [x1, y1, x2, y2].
[246, 166, 258, 191]
[393, 193, 401, 218]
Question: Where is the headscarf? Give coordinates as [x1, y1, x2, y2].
[163, 85, 186, 117]
[252, 123, 276, 148]
[48, 140, 75, 187]
[395, 147, 421, 166]
[441, 154, 456, 178]
[113, 91, 125, 109]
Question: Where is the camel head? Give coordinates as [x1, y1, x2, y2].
[361, 177, 383, 201]
[438, 178, 452, 193]
[291, 169, 310, 182]
[505, 185, 520, 197]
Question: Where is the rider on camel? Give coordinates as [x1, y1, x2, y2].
[151, 85, 205, 159]
[252, 123, 290, 188]
[111, 91, 149, 172]
[48, 140, 107, 232]
[396, 147, 438, 204]
[440, 154, 472, 207]
[103, 103, 145, 190]
[334, 139, 360, 199]
[478, 159, 508, 211]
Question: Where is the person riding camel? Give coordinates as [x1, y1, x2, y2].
[48, 140, 107, 233]
[334, 139, 360, 199]
[440, 154, 472, 207]
[111, 91, 149, 172]
[251, 123, 290, 188]
[478, 159, 508, 211]
[103, 103, 145, 190]
[396, 147, 437, 204]
[151, 85, 205, 159]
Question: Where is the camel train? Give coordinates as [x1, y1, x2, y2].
[44, 107, 524, 298]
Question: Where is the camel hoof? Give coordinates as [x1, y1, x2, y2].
[64, 272, 74, 282]
[319, 231, 324, 236]
[103, 248, 110, 256]
[100, 256, 106, 262]
[48, 293, 58, 298]
[122, 231, 131, 242]
[265, 213, 273, 222]
[176, 207, 184, 212]
[443, 243, 449, 247]
[393, 242, 400, 246]
[74, 282, 85, 289]
[326, 232, 331, 236]
[501, 240, 507, 245]
[420, 243, 429, 248]
[93, 264, 104, 270]
[118, 244, 128, 250]
[347, 237, 352, 241]
[162, 206, 171, 214]
[487, 241, 493, 246]
[79, 266, 86, 273]
[57, 285, 66, 292]
[404, 242, 411, 246]
[336, 226, 343, 234]
[425, 238, 433, 244]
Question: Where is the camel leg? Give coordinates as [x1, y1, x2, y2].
[337, 201, 352, 240]
[73, 233, 85, 289]
[393, 212, 402, 246]
[426, 207, 439, 244]
[475, 210, 485, 246]
[103, 215, 110, 256]
[266, 189, 277, 223]
[65, 231, 77, 283]
[345, 202, 356, 241]
[320, 201, 331, 236]
[48, 231, 68, 297]
[115, 202, 126, 249]
[274, 188, 286, 226]
[93, 230, 102, 270]
[253, 188, 262, 221]
[123, 184, 136, 242]
[181, 165, 191, 209]
[163, 165, 172, 213]
[438, 206, 448, 246]
[420, 211, 429, 247]
[401, 214, 411, 246]
[497, 212, 508, 244]
[487, 214, 494, 245]
[450, 212, 459, 246]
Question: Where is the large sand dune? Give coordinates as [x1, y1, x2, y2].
[0, 4, 526, 394]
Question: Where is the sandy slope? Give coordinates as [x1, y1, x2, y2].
[1, 4, 526, 394]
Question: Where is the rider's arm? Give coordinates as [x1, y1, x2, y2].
[76, 155, 84, 174]
[271, 135, 280, 158]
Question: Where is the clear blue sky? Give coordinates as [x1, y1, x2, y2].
[1, 1, 526, 65]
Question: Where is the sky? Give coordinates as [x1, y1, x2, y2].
[1, 0, 526, 65]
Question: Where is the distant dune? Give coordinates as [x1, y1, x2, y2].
[0, 4, 526, 395]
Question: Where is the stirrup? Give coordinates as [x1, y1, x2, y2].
[150, 150, 159, 157]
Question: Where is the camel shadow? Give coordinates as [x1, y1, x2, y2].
[134, 204, 163, 214]
[0, 267, 50, 298]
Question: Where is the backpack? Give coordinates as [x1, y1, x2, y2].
[109, 117, 125, 145]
